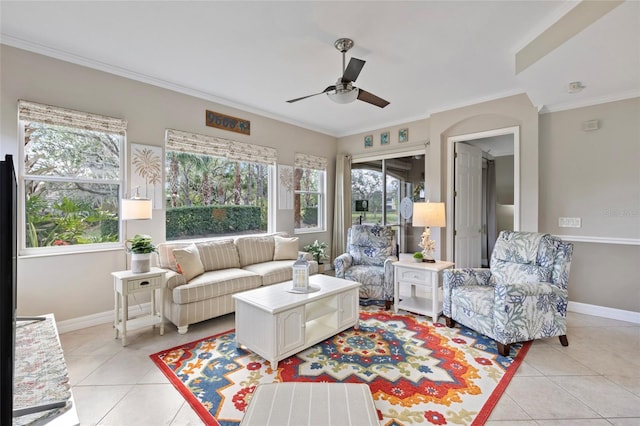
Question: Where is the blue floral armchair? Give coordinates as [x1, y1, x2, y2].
[443, 231, 573, 356]
[334, 225, 398, 308]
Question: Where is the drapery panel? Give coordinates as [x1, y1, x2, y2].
[294, 153, 328, 171]
[18, 100, 127, 135]
[165, 128, 276, 165]
[332, 155, 352, 260]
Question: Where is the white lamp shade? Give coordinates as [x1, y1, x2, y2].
[121, 198, 152, 220]
[412, 202, 446, 227]
[327, 88, 359, 104]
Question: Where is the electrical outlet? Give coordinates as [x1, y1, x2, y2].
[558, 217, 581, 228]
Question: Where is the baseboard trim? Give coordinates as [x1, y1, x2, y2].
[56, 300, 640, 333]
[568, 301, 640, 324]
[56, 302, 152, 334]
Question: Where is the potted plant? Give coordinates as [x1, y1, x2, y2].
[303, 240, 329, 273]
[412, 251, 424, 263]
[126, 234, 157, 273]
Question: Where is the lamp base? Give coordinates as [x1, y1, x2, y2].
[423, 258, 436, 263]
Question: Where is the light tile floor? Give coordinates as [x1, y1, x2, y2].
[59, 311, 640, 425]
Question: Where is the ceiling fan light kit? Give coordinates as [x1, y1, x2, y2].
[327, 87, 359, 104]
[287, 38, 389, 108]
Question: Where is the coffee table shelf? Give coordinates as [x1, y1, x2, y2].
[306, 299, 336, 322]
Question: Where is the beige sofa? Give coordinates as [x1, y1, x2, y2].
[156, 233, 318, 334]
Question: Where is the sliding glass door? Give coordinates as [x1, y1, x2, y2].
[351, 153, 426, 253]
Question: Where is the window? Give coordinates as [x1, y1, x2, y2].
[165, 129, 275, 240]
[18, 101, 126, 253]
[294, 153, 327, 233]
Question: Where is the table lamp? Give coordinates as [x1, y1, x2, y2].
[121, 187, 152, 220]
[412, 202, 446, 262]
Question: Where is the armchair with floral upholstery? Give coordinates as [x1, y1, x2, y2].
[334, 225, 398, 308]
[443, 231, 573, 356]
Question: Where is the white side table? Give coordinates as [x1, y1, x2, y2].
[393, 258, 454, 322]
[112, 267, 167, 346]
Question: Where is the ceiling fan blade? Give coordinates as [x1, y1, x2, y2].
[342, 58, 365, 83]
[357, 89, 390, 108]
[287, 86, 336, 103]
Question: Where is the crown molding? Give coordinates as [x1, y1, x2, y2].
[0, 35, 338, 137]
[540, 90, 640, 114]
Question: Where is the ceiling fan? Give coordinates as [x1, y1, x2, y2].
[286, 38, 390, 108]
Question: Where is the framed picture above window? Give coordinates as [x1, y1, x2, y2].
[399, 128, 409, 143]
[364, 135, 373, 148]
[381, 131, 390, 145]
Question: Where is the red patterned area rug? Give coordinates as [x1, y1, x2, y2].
[150, 306, 530, 426]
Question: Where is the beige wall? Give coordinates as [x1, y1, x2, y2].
[539, 98, 640, 239]
[337, 93, 539, 261]
[338, 95, 639, 314]
[539, 98, 640, 312]
[1, 45, 337, 321]
[2, 44, 638, 321]
[495, 155, 514, 205]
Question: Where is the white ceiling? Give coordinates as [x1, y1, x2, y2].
[1, 1, 638, 137]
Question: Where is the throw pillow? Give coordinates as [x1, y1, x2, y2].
[197, 239, 241, 271]
[173, 243, 205, 282]
[273, 235, 299, 260]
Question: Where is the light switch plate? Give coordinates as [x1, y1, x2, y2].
[559, 217, 581, 228]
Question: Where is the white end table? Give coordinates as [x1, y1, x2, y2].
[393, 258, 454, 322]
[112, 267, 167, 346]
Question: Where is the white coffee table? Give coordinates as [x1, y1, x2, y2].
[233, 274, 361, 368]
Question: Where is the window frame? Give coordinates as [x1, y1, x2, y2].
[294, 165, 326, 235]
[163, 148, 275, 241]
[18, 105, 126, 256]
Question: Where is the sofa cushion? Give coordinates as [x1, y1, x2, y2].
[172, 269, 262, 304]
[236, 235, 276, 267]
[172, 244, 205, 282]
[157, 241, 192, 272]
[273, 236, 299, 261]
[243, 260, 296, 286]
[197, 239, 241, 271]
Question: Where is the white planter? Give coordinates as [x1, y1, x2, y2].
[131, 253, 151, 273]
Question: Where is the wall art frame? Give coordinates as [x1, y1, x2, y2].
[381, 131, 390, 145]
[130, 143, 163, 210]
[399, 128, 409, 143]
[278, 164, 294, 210]
[364, 135, 373, 148]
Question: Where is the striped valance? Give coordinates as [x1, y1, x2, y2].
[166, 129, 276, 165]
[294, 153, 328, 171]
[18, 100, 127, 135]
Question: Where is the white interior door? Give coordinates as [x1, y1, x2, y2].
[454, 143, 482, 267]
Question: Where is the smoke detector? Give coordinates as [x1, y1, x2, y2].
[568, 81, 586, 94]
